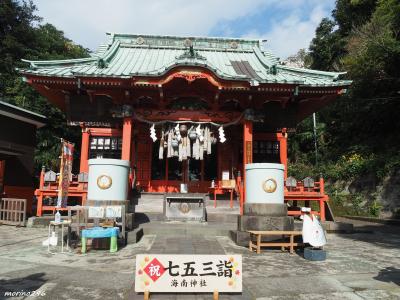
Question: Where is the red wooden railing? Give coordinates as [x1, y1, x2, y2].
[34, 168, 87, 216]
[284, 177, 328, 221]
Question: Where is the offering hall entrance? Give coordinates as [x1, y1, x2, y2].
[151, 142, 218, 183]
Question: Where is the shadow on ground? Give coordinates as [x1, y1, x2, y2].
[374, 267, 400, 286]
[0, 272, 47, 299]
[333, 218, 400, 249]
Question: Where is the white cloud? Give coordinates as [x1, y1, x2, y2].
[33, 0, 268, 50]
[244, 4, 332, 58]
[32, 0, 333, 57]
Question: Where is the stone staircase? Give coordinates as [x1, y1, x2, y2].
[133, 192, 240, 221]
[131, 192, 239, 238]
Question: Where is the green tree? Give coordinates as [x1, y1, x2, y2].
[309, 0, 378, 71]
[290, 0, 400, 186]
[0, 0, 40, 94]
[0, 0, 89, 174]
[333, 0, 378, 36]
[309, 18, 346, 71]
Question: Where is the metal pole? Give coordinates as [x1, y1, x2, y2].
[313, 113, 318, 167]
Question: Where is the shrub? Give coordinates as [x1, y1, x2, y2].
[368, 200, 382, 217]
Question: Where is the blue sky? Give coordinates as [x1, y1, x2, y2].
[33, 0, 335, 58]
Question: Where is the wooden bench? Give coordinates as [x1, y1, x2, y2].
[248, 230, 303, 254]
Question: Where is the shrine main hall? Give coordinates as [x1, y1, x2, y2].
[20, 33, 350, 217]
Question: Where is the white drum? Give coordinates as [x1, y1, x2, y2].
[87, 159, 130, 201]
[245, 163, 285, 204]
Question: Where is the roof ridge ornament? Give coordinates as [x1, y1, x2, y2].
[97, 58, 107, 68]
[270, 65, 277, 75]
[136, 36, 145, 45]
[176, 45, 206, 61]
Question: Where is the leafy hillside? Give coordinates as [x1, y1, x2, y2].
[288, 0, 400, 217]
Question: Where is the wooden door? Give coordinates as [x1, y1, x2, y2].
[218, 142, 233, 180]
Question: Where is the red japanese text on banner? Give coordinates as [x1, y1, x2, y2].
[135, 255, 242, 293]
[56, 141, 74, 208]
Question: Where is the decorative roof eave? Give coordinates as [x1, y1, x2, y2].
[253, 46, 276, 69]
[298, 80, 352, 87]
[18, 69, 75, 79]
[21, 57, 97, 69]
[21, 74, 77, 85]
[0, 100, 46, 128]
[141, 60, 249, 81]
[20, 69, 352, 91]
[133, 67, 251, 91]
[278, 64, 347, 80]
[20, 41, 120, 71]
[21, 74, 130, 89]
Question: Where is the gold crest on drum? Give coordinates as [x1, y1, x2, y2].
[262, 178, 277, 193]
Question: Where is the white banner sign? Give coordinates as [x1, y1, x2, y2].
[135, 255, 242, 293]
[88, 207, 104, 218]
[106, 206, 122, 218]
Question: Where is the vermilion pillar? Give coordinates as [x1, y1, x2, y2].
[319, 177, 326, 221]
[279, 130, 288, 178]
[79, 127, 90, 173]
[242, 120, 253, 212]
[121, 117, 132, 161]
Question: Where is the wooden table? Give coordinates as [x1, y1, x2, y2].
[81, 227, 120, 254]
[248, 230, 303, 254]
[209, 186, 235, 208]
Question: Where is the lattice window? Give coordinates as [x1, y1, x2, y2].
[89, 136, 122, 159]
[253, 141, 280, 163]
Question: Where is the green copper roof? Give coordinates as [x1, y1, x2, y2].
[20, 33, 351, 87]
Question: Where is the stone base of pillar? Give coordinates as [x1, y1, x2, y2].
[232, 203, 294, 247]
[243, 203, 287, 216]
[237, 215, 293, 231]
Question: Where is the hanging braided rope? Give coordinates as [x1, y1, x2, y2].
[132, 111, 244, 127]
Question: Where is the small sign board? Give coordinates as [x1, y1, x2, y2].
[88, 206, 104, 218]
[222, 171, 230, 180]
[106, 206, 122, 218]
[135, 254, 242, 293]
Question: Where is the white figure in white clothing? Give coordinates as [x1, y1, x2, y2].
[301, 207, 327, 247]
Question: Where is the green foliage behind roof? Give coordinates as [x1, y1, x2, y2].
[20, 33, 351, 87]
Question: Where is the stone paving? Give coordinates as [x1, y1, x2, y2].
[0, 220, 399, 300]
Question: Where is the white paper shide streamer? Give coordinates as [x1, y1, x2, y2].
[151, 123, 222, 160]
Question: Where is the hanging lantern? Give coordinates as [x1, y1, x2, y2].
[179, 124, 188, 136]
[171, 138, 179, 148]
[188, 131, 197, 140]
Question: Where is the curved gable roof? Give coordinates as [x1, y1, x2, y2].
[19, 33, 351, 87]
